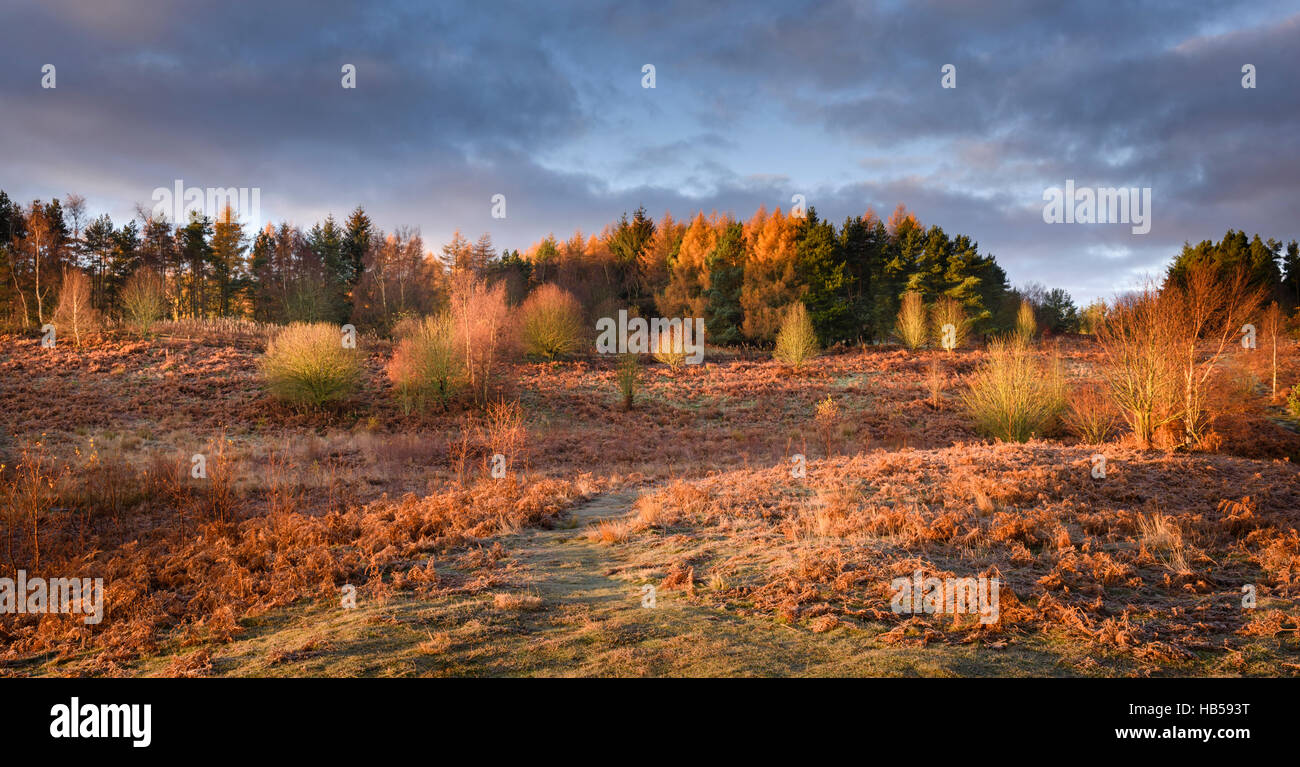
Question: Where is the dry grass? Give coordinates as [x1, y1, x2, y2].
[895, 291, 927, 351]
[586, 517, 640, 544]
[0, 445, 588, 669]
[1136, 512, 1190, 574]
[492, 592, 544, 611]
[962, 335, 1065, 442]
[610, 444, 1300, 668]
[615, 352, 638, 410]
[930, 296, 970, 351]
[2, 324, 1297, 676]
[925, 357, 946, 408]
[1062, 381, 1120, 444]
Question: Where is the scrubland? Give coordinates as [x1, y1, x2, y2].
[1, 321, 1298, 677]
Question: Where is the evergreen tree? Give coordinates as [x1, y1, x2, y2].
[607, 206, 656, 308]
[211, 205, 248, 316]
[342, 207, 372, 286]
[107, 220, 140, 309]
[703, 220, 745, 345]
[839, 213, 883, 341]
[177, 214, 213, 317]
[1039, 288, 1079, 333]
[1167, 229, 1282, 293]
[795, 209, 852, 344]
[83, 214, 116, 311]
[905, 225, 951, 300]
[1281, 240, 1300, 309]
[307, 215, 347, 320]
[249, 224, 277, 321]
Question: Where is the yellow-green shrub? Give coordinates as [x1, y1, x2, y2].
[520, 283, 584, 359]
[962, 335, 1065, 442]
[773, 302, 819, 368]
[261, 322, 362, 408]
[387, 313, 465, 413]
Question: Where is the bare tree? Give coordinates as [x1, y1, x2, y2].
[1261, 301, 1284, 400]
[1164, 265, 1263, 448]
[119, 267, 167, 336]
[1096, 285, 1180, 448]
[52, 267, 99, 346]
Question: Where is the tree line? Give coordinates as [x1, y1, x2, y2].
[3, 187, 1296, 344]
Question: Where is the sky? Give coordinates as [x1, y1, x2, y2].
[1, 0, 1297, 304]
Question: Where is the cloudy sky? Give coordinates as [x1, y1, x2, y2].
[1, 0, 1297, 303]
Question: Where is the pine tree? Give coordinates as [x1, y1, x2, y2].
[211, 205, 247, 316]
[1281, 240, 1300, 309]
[905, 225, 951, 301]
[342, 207, 372, 284]
[83, 214, 116, 311]
[470, 232, 497, 276]
[839, 212, 882, 341]
[307, 215, 348, 321]
[606, 206, 656, 308]
[441, 230, 473, 274]
[177, 214, 213, 317]
[795, 209, 852, 344]
[107, 220, 140, 308]
[1167, 230, 1282, 294]
[704, 220, 745, 344]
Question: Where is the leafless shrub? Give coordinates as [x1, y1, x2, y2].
[52, 267, 100, 346]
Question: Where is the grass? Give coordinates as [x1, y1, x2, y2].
[963, 335, 1065, 442]
[2, 330, 1298, 677]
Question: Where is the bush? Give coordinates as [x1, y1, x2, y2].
[1095, 287, 1179, 448]
[447, 273, 515, 405]
[119, 268, 167, 336]
[895, 291, 927, 350]
[813, 394, 840, 456]
[616, 352, 638, 410]
[1062, 382, 1120, 444]
[483, 398, 527, 475]
[387, 313, 465, 413]
[154, 317, 275, 346]
[1014, 300, 1037, 342]
[653, 321, 689, 371]
[261, 322, 363, 408]
[1287, 385, 1300, 420]
[773, 302, 819, 368]
[925, 356, 946, 408]
[930, 296, 969, 351]
[520, 283, 584, 359]
[962, 335, 1065, 442]
[52, 267, 100, 346]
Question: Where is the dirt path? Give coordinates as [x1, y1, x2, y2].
[458, 490, 1066, 676]
[153, 490, 1076, 677]
[507, 490, 649, 612]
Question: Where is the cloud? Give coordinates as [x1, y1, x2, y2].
[1, 0, 1296, 303]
